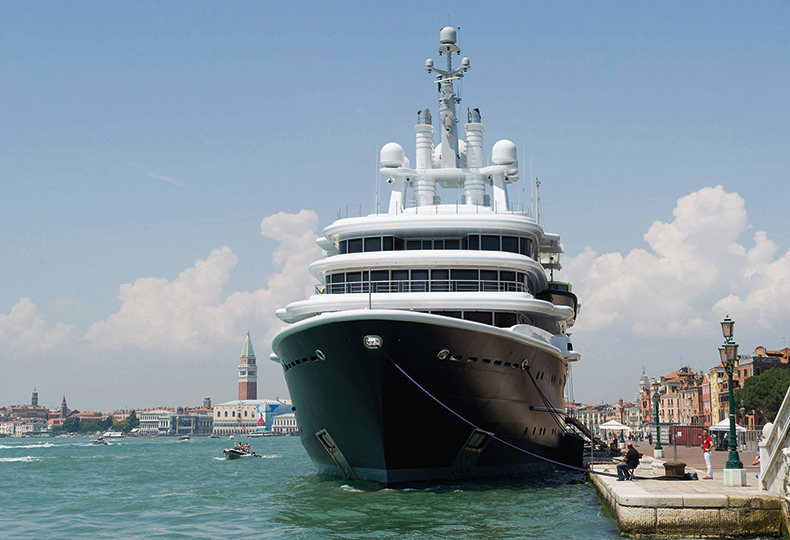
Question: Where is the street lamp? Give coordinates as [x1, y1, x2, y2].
[719, 315, 745, 485]
[652, 380, 663, 458]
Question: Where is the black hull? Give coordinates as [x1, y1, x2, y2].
[275, 312, 582, 485]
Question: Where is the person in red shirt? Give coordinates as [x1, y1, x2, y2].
[701, 428, 713, 479]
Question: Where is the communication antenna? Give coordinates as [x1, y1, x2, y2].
[535, 177, 541, 225]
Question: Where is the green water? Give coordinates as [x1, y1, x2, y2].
[1, 436, 619, 539]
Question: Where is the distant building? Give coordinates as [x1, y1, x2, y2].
[271, 412, 298, 435]
[212, 399, 292, 435]
[238, 331, 257, 400]
[203, 396, 212, 409]
[31, 388, 39, 407]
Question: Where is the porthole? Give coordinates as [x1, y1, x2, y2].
[437, 349, 450, 360]
[316, 349, 326, 360]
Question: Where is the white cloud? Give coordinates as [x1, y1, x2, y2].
[562, 186, 790, 336]
[0, 298, 74, 360]
[147, 172, 185, 188]
[84, 210, 322, 355]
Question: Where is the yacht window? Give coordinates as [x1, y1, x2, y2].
[382, 236, 394, 251]
[364, 237, 381, 252]
[339, 240, 348, 254]
[330, 273, 345, 294]
[430, 269, 449, 292]
[445, 239, 460, 249]
[464, 311, 493, 325]
[433, 239, 445, 250]
[462, 236, 469, 250]
[481, 270, 498, 291]
[348, 238, 363, 253]
[481, 235, 499, 251]
[370, 270, 389, 292]
[346, 272, 362, 294]
[502, 236, 518, 253]
[495, 312, 518, 327]
[411, 270, 428, 292]
[468, 235, 479, 250]
[520, 237, 531, 256]
[370, 270, 389, 281]
[422, 240, 433, 250]
[394, 237, 404, 250]
[451, 269, 478, 292]
[407, 240, 421, 250]
[433, 310, 462, 319]
[392, 269, 408, 293]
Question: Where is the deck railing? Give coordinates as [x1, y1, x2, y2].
[315, 279, 530, 295]
[337, 202, 532, 219]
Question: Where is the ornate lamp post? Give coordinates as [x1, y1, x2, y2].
[719, 315, 746, 486]
[652, 380, 663, 458]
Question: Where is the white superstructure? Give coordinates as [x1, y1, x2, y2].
[274, 27, 577, 362]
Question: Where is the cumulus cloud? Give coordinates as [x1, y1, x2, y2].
[85, 210, 322, 354]
[0, 297, 74, 360]
[562, 186, 790, 335]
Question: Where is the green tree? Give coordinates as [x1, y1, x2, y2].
[735, 367, 790, 422]
[62, 416, 81, 433]
[126, 410, 139, 430]
[80, 418, 103, 433]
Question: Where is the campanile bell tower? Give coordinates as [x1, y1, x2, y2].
[238, 330, 257, 400]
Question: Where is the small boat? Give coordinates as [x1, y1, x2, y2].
[91, 437, 108, 445]
[223, 448, 259, 460]
[178, 435, 190, 441]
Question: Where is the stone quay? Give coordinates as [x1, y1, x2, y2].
[589, 442, 782, 537]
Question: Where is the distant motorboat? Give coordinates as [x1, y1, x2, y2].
[223, 448, 259, 460]
[102, 431, 124, 438]
[91, 437, 108, 445]
[178, 435, 190, 441]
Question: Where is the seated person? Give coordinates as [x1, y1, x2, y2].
[617, 441, 641, 481]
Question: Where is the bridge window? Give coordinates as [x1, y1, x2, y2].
[481, 235, 499, 251]
[364, 237, 381, 252]
[347, 238, 363, 253]
[502, 236, 518, 253]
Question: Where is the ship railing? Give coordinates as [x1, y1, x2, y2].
[337, 202, 532, 218]
[315, 279, 530, 295]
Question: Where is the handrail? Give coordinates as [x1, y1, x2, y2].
[336, 202, 533, 219]
[758, 384, 790, 492]
[315, 279, 531, 295]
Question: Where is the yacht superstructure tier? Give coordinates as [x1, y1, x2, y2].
[272, 27, 582, 485]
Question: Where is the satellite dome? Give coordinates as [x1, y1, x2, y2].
[492, 139, 517, 165]
[380, 142, 405, 168]
[440, 26, 457, 45]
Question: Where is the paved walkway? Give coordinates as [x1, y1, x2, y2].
[627, 441, 761, 483]
[589, 442, 781, 537]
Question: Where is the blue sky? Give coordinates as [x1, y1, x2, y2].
[2, 2, 789, 411]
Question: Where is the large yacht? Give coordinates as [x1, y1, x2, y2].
[271, 27, 582, 485]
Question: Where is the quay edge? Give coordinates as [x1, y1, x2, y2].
[589, 462, 783, 538]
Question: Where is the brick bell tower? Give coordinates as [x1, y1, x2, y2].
[238, 330, 257, 400]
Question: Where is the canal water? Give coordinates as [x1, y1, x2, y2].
[0, 435, 731, 539]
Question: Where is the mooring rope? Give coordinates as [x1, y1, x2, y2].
[380, 349, 639, 480]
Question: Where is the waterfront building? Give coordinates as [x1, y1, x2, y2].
[203, 396, 212, 409]
[31, 388, 38, 407]
[111, 409, 134, 422]
[238, 331, 257, 400]
[701, 374, 712, 425]
[138, 409, 172, 435]
[0, 419, 16, 436]
[271, 412, 299, 435]
[212, 399, 292, 435]
[709, 365, 724, 424]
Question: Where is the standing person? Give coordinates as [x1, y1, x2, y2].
[701, 428, 713, 479]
